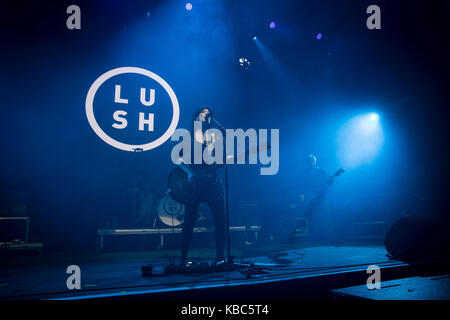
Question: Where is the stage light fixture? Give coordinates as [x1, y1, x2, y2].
[316, 33, 322, 40]
[369, 112, 379, 123]
[269, 22, 276, 29]
[253, 36, 257, 41]
[185, 3, 192, 11]
[239, 57, 251, 70]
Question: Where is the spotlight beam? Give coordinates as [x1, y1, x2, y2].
[253, 37, 301, 92]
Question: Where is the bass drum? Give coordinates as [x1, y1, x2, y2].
[157, 194, 212, 227]
[157, 194, 185, 227]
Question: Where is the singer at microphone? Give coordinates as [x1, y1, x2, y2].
[177, 106, 226, 267]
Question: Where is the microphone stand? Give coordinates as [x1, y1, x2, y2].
[212, 117, 232, 263]
[203, 118, 272, 276]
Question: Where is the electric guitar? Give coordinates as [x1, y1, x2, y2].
[167, 142, 270, 204]
[293, 168, 344, 214]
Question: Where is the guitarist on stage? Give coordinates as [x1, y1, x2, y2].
[176, 107, 226, 267]
[298, 154, 343, 218]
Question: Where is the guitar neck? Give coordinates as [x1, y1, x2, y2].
[329, 168, 344, 180]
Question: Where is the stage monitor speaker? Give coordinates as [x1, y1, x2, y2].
[384, 216, 450, 261]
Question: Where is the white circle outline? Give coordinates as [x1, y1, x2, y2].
[85, 67, 179, 151]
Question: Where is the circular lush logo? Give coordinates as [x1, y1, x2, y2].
[85, 67, 179, 151]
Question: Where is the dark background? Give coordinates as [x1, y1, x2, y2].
[0, 0, 449, 251]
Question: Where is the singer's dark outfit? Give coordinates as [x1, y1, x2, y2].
[180, 137, 226, 262]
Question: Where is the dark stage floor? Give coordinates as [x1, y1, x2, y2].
[1, 244, 423, 300]
[333, 275, 450, 300]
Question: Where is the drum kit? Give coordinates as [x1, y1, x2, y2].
[128, 180, 211, 228]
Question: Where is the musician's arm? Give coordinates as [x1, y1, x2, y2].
[175, 157, 193, 178]
[317, 168, 334, 185]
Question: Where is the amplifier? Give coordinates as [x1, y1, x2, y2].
[280, 217, 309, 241]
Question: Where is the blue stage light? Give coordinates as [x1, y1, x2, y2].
[369, 112, 379, 123]
[316, 33, 322, 40]
[269, 22, 276, 29]
[253, 36, 257, 41]
[337, 112, 384, 169]
[185, 3, 192, 11]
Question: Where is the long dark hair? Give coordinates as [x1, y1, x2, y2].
[192, 106, 213, 130]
